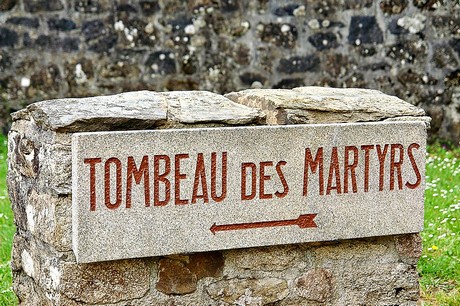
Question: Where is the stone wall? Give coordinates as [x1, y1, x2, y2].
[8, 87, 428, 305]
[0, 0, 459, 142]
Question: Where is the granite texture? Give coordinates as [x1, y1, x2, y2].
[72, 121, 426, 263]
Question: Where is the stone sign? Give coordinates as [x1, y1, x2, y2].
[72, 121, 426, 263]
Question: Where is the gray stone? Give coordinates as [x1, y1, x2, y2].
[12, 91, 168, 132]
[295, 268, 335, 302]
[395, 233, 423, 264]
[164, 91, 265, 125]
[338, 262, 419, 304]
[225, 245, 303, 271]
[11, 90, 265, 133]
[72, 121, 426, 263]
[60, 259, 150, 304]
[156, 258, 198, 294]
[397, 13, 426, 34]
[226, 87, 425, 125]
[206, 277, 289, 304]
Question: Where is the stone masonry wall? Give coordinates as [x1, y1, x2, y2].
[0, 0, 459, 142]
[8, 88, 428, 305]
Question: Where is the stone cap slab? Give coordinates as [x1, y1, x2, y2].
[225, 87, 427, 125]
[11, 91, 265, 132]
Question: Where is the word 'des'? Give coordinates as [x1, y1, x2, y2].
[72, 122, 426, 263]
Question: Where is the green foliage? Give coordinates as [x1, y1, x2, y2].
[419, 142, 460, 305]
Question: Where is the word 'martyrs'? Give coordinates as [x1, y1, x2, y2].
[302, 143, 421, 196]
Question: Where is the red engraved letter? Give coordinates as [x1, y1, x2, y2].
[104, 157, 122, 209]
[84, 158, 101, 211]
[344, 146, 359, 193]
[303, 147, 324, 196]
[175, 154, 189, 205]
[259, 161, 273, 199]
[390, 143, 404, 190]
[376, 144, 389, 191]
[326, 147, 342, 195]
[360, 145, 374, 192]
[406, 143, 422, 189]
[275, 161, 289, 198]
[192, 153, 209, 204]
[126, 156, 150, 208]
[154, 155, 171, 206]
[241, 162, 257, 200]
[211, 152, 227, 202]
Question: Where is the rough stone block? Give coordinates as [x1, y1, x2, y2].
[60, 260, 150, 304]
[226, 87, 426, 125]
[294, 268, 335, 302]
[11, 90, 264, 133]
[206, 277, 289, 304]
[395, 233, 423, 264]
[156, 258, 198, 294]
[225, 245, 303, 271]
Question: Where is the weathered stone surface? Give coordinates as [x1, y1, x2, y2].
[23, 0, 63, 12]
[226, 87, 425, 124]
[379, 0, 408, 14]
[187, 252, 224, 279]
[0, 0, 16, 11]
[226, 245, 303, 271]
[277, 55, 319, 73]
[206, 277, 289, 304]
[146, 51, 177, 75]
[155, 252, 223, 295]
[339, 262, 420, 304]
[397, 13, 426, 34]
[395, 234, 423, 264]
[0, 27, 18, 47]
[6, 17, 40, 28]
[48, 18, 77, 32]
[311, 236, 399, 263]
[72, 121, 425, 262]
[156, 258, 197, 294]
[308, 32, 339, 50]
[60, 259, 150, 304]
[348, 16, 383, 45]
[164, 91, 264, 125]
[12, 91, 264, 132]
[11, 91, 167, 132]
[258, 23, 298, 48]
[295, 268, 335, 302]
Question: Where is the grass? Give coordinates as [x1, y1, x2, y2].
[0, 136, 459, 305]
[0, 135, 17, 305]
[419, 141, 460, 305]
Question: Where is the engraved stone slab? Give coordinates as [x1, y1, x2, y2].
[72, 121, 426, 263]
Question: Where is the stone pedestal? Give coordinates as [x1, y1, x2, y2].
[8, 88, 429, 305]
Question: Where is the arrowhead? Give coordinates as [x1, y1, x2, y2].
[210, 223, 217, 235]
[297, 214, 318, 228]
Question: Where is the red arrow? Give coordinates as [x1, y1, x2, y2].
[210, 214, 317, 235]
